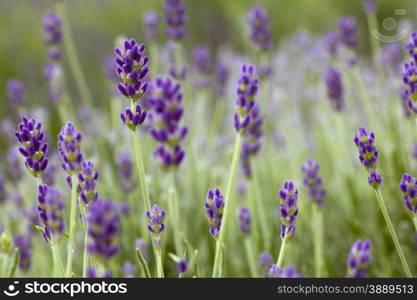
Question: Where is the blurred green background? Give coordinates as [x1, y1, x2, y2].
[0, 0, 415, 117]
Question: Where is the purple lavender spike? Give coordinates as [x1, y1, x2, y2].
[143, 11, 160, 42]
[164, 0, 187, 40]
[77, 160, 99, 205]
[247, 6, 272, 51]
[7, 79, 26, 107]
[278, 181, 298, 240]
[57, 122, 83, 175]
[205, 188, 224, 237]
[353, 127, 379, 170]
[346, 239, 372, 278]
[301, 159, 326, 205]
[238, 207, 251, 235]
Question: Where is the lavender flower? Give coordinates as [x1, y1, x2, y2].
[177, 259, 187, 273]
[14, 234, 32, 271]
[6, 79, 26, 107]
[77, 160, 99, 205]
[122, 261, 136, 278]
[259, 252, 273, 270]
[401, 61, 417, 113]
[205, 188, 224, 237]
[193, 45, 212, 88]
[116, 151, 136, 193]
[353, 127, 378, 170]
[42, 13, 62, 60]
[120, 105, 147, 130]
[41, 159, 57, 186]
[368, 170, 382, 190]
[338, 17, 358, 49]
[149, 77, 187, 170]
[301, 159, 326, 205]
[399, 173, 417, 214]
[119, 202, 130, 216]
[234, 64, 259, 134]
[24, 205, 40, 233]
[324, 67, 344, 111]
[135, 238, 149, 261]
[406, 32, 417, 63]
[44, 63, 65, 102]
[143, 11, 160, 42]
[7, 147, 22, 182]
[325, 31, 339, 57]
[240, 103, 263, 178]
[278, 181, 299, 240]
[37, 184, 65, 242]
[346, 239, 372, 278]
[267, 264, 302, 278]
[15, 116, 48, 177]
[247, 6, 272, 51]
[57, 122, 83, 175]
[146, 205, 166, 247]
[214, 61, 230, 98]
[115, 39, 149, 102]
[87, 199, 120, 259]
[363, 0, 377, 14]
[238, 207, 251, 235]
[164, 0, 187, 40]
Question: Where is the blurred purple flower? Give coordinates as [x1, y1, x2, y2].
[346, 239, 372, 278]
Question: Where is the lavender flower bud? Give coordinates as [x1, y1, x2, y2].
[363, 0, 377, 14]
[177, 259, 187, 273]
[164, 0, 187, 40]
[278, 181, 299, 240]
[353, 127, 378, 170]
[116, 151, 136, 193]
[301, 159, 326, 205]
[247, 6, 272, 51]
[87, 199, 120, 259]
[325, 31, 339, 57]
[122, 261, 136, 278]
[6, 79, 26, 107]
[346, 239, 372, 278]
[338, 17, 358, 49]
[267, 264, 302, 278]
[120, 105, 147, 130]
[14, 234, 32, 271]
[234, 64, 259, 134]
[193, 45, 212, 88]
[42, 13, 62, 60]
[238, 207, 251, 235]
[57, 122, 83, 175]
[146, 204, 166, 236]
[402, 61, 417, 113]
[15, 116, 49, 177]
[259, 252, 273, 270]
[37, 184, 65, 242]
[399, 173, 417, 214]
[205, 188, 224, 237]
[77, 160, 99, 205]
[406, 32, 417, 62]
[115, 39, 149, 102]
[143, 11, 160, 42]
[368, 170, 382, 190]
[214, 61, 230, 98]
[324, 67, 344, 111]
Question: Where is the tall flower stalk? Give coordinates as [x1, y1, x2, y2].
[354, 127, 412, 277]
[212, 64, 259, 277]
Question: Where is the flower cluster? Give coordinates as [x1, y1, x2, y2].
[240, 103, 263, 178]
[149, 76, 187, 170]
[42, 13, 62, 60]
[406, 32, 417, 62]
[177, 259, 188, 273]
[278, 181, 299, 240]
[193, 45, 212, 88]
[259, 252, 273, 271]
[214, 61, 230, 98]
[234, 64, 259, 134]
[78, 160, 99, 205]
[301, 159, 326, 205]
[325, 31, 339, 57]
[7, 79, 26, 107]
[238, 207, 251, 235]
[87, 199, 120, 259]
[115, 39, 149, 102]
[15, 116, 49, 177]
[120, 105, 147, 131]
[143, 11, 160, 42]
[368, 170, 382, 190]
[57, 122, 83, 175]
[116, 151, 136, 193]
[267, 264, 302, 278]
[14, 234, 32, 271]
[401, 61, 417, 113]
[346, 239, 372, 278]
[205, 188, 225, 237]
[338, 17, 358, 49]
[164, 0, 187, 40]
[247, 6, 271, 51]
[353, 127, 379, 170]
[37, 184, 65, 242]
[146, 205, 166, 245]
[399, 173, 417, 214]
[324, 67, 344, 111]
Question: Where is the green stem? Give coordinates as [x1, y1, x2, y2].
[56, 0, 93, 107]
[413, 216, 417, 233]
[130, 103, 152, 212]
[212, 134, 242, 277]
[65, 175, 79, 277]
[366, 12, 381, 70]
[313, 205, 324, 277]
[276, 240, 286, 267]
[244, 238, 257, 277]
[168, 173, 181, 254]
[51, 242, 60, 277]
[374, 189, 412, 278]
[155, 246, 164, 278]
[80, 204, 88, 278]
